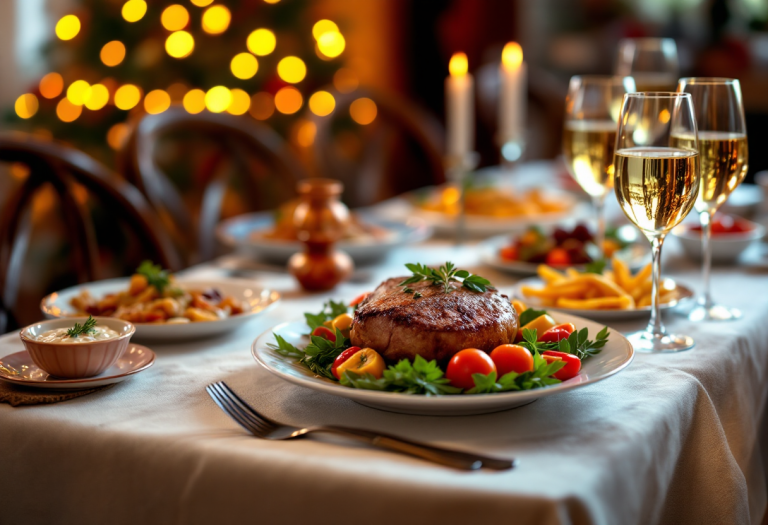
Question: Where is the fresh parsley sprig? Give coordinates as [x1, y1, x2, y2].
[66, 316, 97, 338]
[136, 261, 171, 293]
[399, 262, 493, 294]
[268, 330, 351, 380]
[467, 352, 566, 394]
[340, 355, 461, 395]
[517, 324, 610, 361]
[304, 300, 349, 332]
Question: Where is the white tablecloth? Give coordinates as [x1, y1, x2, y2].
[2, 240, 768, 525]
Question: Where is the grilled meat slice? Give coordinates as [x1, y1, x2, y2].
[350, 277, 518, 363]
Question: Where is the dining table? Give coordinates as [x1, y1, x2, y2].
[2, 177, 768, 525]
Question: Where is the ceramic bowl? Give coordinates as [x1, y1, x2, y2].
[19, 317, 135, 378]
[672, 221, 765, 264]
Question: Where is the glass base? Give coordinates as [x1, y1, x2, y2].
[627, 330, 695, 353]
[687, 304, 742, 322]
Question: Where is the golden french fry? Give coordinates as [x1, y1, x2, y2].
[565, 268, 581, 279]
[512, 299, 527, 314]
[584, 286, 600, 300]
[537, 265, 566, 284]
[603, 270, 615, 283]
[631, 279, 653, 302]
[626, 263, 652, 291]
[612, 257, 631, 291]
[556, 295, 634, 310]
[637, 294, 652, 308]
[580, 273, 631, 298]
[521, 283, 588, 299]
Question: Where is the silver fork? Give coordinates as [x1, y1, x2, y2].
[206, 381, 515, 471]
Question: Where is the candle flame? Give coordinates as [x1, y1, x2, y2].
[502, 42, 523, 68]
[449, 52, 468, 76]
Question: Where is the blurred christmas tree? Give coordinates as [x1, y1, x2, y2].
[6, 0, 357, 165]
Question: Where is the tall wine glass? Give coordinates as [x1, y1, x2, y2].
[614, 92, 700, 352]
[563, 75, 636, 259]
[616, 38, 679, 91]
[675, 78, 748, 321]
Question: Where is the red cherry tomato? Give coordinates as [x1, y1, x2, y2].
[349, 292, 370, 307]
[445, 349, 497, 390]
[538, 323, 576, 344]
[311, 326, 336, 342]
[489, 344, 533, 376]
[545, 247, 571, 267]
[332, 346, 361, 379]
[542, 351, 581, 381]
[500, 246, 518, 261]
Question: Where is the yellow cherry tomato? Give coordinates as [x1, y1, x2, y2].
[335, 348, 385, 379]
[518, 314, 557, 340]
[331, 313, 353, 338]
[511, 299, 527, 315]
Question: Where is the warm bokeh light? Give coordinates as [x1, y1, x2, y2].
[10, 163, 30, 181]
[166, 31, 194, 58]
[161, 5, 190, 31]
[317, 32, 345, 58]
[230, 53, 258, 79]
[350, 97, 377, 125]
[39, 73, 64, 99]
[227, 88, 250, 115]
[249, 92, 274, 120]
[312, 20, 339, 40]
[56, 98, 83, 122]
[84, 84, 109, 110]
[501, 42, 523, 69]
[100, 41, 127, 67]
[277, 56, 306, 83]
[309, 91, 335, 117]
[274, 86, 303, 114]
[190, 0, 213, 6]
[205, 86, 232, 113]
[247, 29, 276, 56]
[333, 68, 358, 94]
[263, 0, 281, 3]
[167, 82, 188, 101]
[107, 123, 130, 150]
[15, 94, 39, 119]
[67, 80, 91, 106]
[56, 15, 81, 40]
[449, 52, 468, 76]
[183, 88, 206, 114]
[202, 5, 231, 34]
[296, 120, 317, 147]
[144, 89, 171, 114]
[122, 0, 147, 23]
[115, 84, 142, 110]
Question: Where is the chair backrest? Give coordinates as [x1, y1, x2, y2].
[118, 106, 307, 265]
[0, 132, 180, 330]
[311, 88, 446, 208]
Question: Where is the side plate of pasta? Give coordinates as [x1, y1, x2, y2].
[40, 270, 280, 341]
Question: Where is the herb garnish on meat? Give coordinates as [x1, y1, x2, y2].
[399, 262, 493, 294]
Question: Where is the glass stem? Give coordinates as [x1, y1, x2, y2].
[645, 234, 666, 337]
[699, 210, 713, 309]
[592, 194, 606, 261]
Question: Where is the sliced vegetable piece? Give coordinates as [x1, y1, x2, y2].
[335, 348, 385, 379]
[445, 349, 496, 390]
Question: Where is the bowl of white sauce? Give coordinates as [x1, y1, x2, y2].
[20, 317, 135, 378]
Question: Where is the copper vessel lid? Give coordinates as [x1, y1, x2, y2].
[297, 178, 343, 198]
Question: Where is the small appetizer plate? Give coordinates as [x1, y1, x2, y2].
[251, 313, 634, 416]
[0, 333, 155, 390]
[217, 212, 432, 264]
[510, 277, 694, 322]
[40, 278, 280, 341]
[479, 232, 650, 277]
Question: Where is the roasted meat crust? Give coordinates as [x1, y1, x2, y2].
[350, 277, 519, 363]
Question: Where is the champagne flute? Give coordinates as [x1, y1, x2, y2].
[616, 38, 679, 91]
[614, 92, 700, 352]
[674, 78, 748, 321]
[563, 75, 636, 259]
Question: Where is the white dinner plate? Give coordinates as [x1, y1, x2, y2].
[40, 278, 280, 341]
[216, 212, 432, 264]
[0, 336, 155, 390]
[251, 313, 634, 416]
[479, 231, 650, 277]
[509, 277, 694, 321]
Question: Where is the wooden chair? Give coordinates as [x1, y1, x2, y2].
[0, 132, 180, 331]
[310, 88, 446, 208]
[118, 106, 307, 265]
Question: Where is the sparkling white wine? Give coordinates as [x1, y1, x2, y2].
[670, 131, 748, 213]
[614, 147, 699, 235]
[563, 120, 618, 198]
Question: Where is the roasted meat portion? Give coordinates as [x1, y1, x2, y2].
[350, 277, 519, 363]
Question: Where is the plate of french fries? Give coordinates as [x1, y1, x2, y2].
[511, 257, 693, 320]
